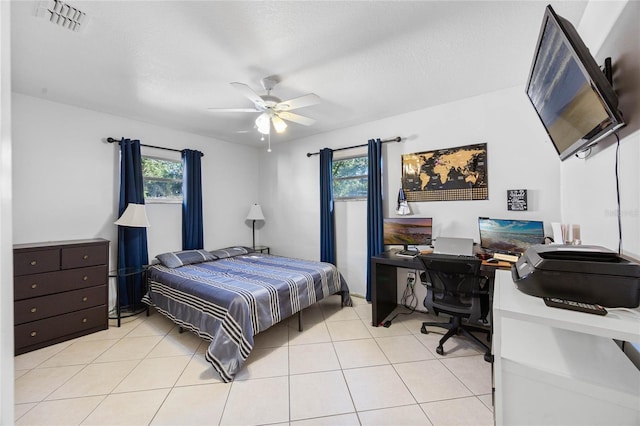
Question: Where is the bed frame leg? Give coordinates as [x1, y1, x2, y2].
[178, 327, 184, 334]
[298, 311, 303, 332]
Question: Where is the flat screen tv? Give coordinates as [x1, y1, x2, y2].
[526, 5, 624, 161]
[383, 217, 433, 250]
[478, 217, 545, 255]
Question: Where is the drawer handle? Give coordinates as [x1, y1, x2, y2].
[30, 331, 37, 337]
[31, 283, 38, 289]
[82, 297, 88, 302]
[82, 318, 87, 323]
[30, 260, 37, 266]
[30, 307, 37, 313]
[83, 276, 88, 281]
[83, 255, 89, 260]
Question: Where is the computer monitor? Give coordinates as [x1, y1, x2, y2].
[478, 217, 545, 255]
[383, 217, 433, 251]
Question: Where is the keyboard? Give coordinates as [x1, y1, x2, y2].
[423, 253, 479, 262]
[396, 249, 420, 257]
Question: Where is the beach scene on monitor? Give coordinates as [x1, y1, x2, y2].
[384, 218, 433, 246]
[479, 219, 544, 254]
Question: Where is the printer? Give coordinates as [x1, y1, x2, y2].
[511, 244, 640, 308]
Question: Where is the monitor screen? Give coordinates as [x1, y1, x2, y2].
[383, 217, 433, 249]
[478, 218, 544, 254]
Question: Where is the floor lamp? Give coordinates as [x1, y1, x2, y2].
[246, 204, 265, 250]
[114, 203, 150, 325]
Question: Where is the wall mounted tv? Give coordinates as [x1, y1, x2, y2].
[383, 217, 433, 250]
[526, 5, 625, 161]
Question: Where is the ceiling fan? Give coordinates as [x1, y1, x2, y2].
[208, 76, 320, 135]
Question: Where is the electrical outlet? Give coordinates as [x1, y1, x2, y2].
[407, 272, 416, 287]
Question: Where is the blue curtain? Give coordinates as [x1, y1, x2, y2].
[366, 138, 384, 301]
[118, 139, 149, 309]
[182, 149, 204, 250]
[319, 148, 336, 264]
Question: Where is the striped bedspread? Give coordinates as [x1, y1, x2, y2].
[143, 253, 350, 382]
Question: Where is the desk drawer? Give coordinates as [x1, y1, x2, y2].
[13, 249, 60, 276]
[14, 305, 107, 351]
[14, 265, 107, 300]
[61, 245, 108, 269]
[15, 285, 106, 324]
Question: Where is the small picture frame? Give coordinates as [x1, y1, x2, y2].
[507, 189, 528, 211]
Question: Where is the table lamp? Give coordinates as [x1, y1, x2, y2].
[246, 204, 265, 249]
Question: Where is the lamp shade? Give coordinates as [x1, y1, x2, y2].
[255, 113, 271, 135]
[246, 204, 265, 221]
[272, 115, 288, 133]
[115, 203, 150, 227]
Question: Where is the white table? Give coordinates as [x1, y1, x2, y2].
[492, 269, 640, 425]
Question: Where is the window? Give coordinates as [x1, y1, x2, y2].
[332, 155, 368, 200]
[142, 156, 183, 203]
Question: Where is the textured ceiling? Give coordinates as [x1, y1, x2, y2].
[11, 1, 588, 148]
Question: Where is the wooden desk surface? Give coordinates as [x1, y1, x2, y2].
[481, 259, 512, 269]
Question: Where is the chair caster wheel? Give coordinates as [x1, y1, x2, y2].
[436, 346, 444, 356]
[421, 324, 428, 334]
[484, 353, 494, 363]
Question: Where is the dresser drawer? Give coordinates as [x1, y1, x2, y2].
[61, 244, 108, 269]
[13, 249, 60, 276]
[15, 285, 107, 324]
[14, 265, 108, 300]
[15, 305, 107, 351]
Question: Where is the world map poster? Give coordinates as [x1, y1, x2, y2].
[401, 143, 488, 202]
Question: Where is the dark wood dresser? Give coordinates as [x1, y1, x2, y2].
[13, 238, 109, 355]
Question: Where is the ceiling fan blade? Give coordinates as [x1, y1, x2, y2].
[276, 93, 320, 111]
[207, 108, 258, 112]
[230, 82, 265, 107]
[277, 111, 316, 126]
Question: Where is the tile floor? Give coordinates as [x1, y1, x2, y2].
[14, 296, 494, 425]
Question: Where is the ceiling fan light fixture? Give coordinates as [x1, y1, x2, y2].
[255, 113, 270, 135]
[272, 116, 288, 133]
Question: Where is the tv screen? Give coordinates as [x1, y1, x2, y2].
[383, 217, 433, 249]
[478, 217, 545, 255]
[526, 5, 624, 160]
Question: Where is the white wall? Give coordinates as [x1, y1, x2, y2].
[562, 0, 640, 259]
[260, 85, 563, 298]
[1, 1, 14, 423]
[12, 93, 262, 307]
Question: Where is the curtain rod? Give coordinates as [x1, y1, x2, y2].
[306, 136, 402, 157]
[106, 137, 204, 156]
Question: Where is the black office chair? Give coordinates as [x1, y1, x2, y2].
[418, 254, 492, 362]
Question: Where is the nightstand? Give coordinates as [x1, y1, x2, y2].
[254, 245, 270, 254]
[109, 266, 149, 327]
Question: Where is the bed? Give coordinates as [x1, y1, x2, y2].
[142, 246, 351, 382]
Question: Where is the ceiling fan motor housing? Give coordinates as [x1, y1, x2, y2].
[261, 76, 280, 92]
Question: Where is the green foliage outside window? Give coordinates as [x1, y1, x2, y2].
[332, 156, 368, 199]
[142, 157, 183, 202]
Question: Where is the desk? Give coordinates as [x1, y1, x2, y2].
[370, 251, 508, 326]
[492, 269, 640, 425]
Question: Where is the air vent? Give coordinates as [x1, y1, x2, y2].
[35, 0, 87, 32]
